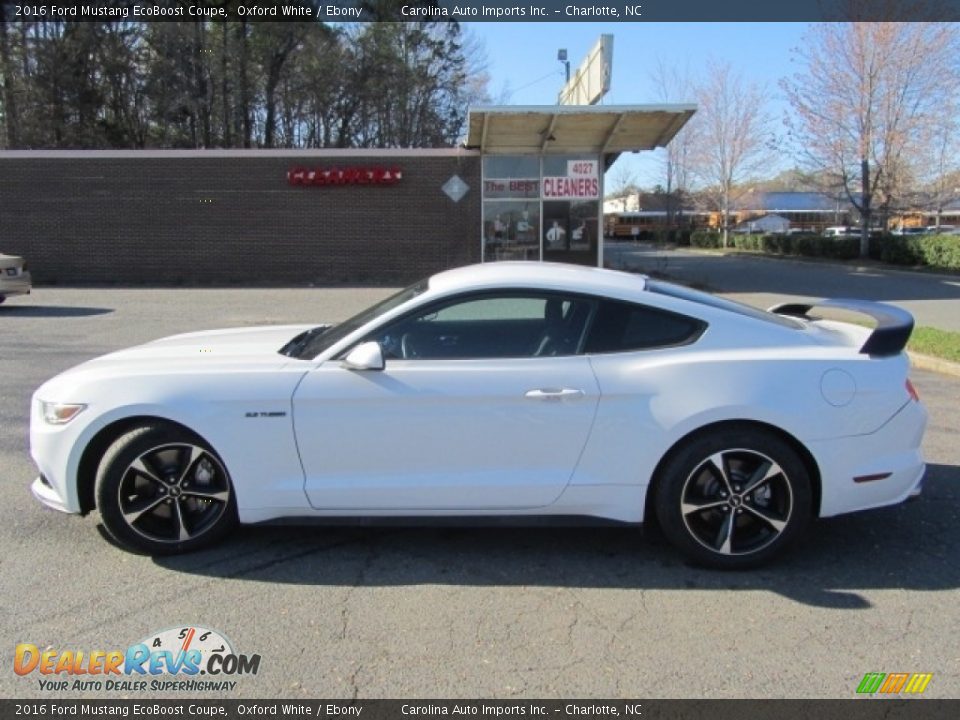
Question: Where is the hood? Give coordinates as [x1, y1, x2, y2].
[143, 324, 317, 354]
[36, 325, 320, 399]
[94, 324, 319, 367]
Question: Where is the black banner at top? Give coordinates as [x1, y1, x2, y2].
[3, 700, 960, 720]
[2, 0, 960, 22]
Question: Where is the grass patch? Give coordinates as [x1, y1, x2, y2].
[908, 326, 960, 363]
[825, 320, 960, 363]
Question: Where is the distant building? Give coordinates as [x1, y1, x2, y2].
[734, 213, 791, 234]
[733, 191, 856, 232]
[890, 197, 960, 230]
[603, 188, 960, 236]
[603, 190, 855, 235]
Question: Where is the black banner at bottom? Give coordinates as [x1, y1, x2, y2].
[3, 700, 960, 720]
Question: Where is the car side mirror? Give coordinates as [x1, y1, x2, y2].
[341, 341, 385, 371]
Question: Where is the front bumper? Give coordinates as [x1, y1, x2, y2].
[31, 475, 72, 513]
[29, 397, 91, 515]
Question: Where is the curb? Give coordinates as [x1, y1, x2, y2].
[908, 352, 960, 378]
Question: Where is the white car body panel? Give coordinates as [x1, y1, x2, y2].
[295, 356, 599, 510]
[29, 263, 927, 533]
[31, 325, 317, 517]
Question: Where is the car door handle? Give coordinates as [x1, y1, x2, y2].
[524, 388, 584, 400]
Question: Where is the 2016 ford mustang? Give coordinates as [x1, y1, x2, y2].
[29, 263, 927, 568]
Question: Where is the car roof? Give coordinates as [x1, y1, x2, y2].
[429, 262, 649, 299]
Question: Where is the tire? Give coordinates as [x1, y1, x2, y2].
[95, 423, 238, 555]
[654, 426, 813, 569]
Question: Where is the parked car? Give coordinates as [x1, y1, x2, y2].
[924, 225, 956, 235]
[0, 253, 31, 304]
[29, 263, 926, 568]
[891, 227, 926, 236]
[822, 226, 858, 237]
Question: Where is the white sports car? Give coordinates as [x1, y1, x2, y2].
[30, 263, 927, 568]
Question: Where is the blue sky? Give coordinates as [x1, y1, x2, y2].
[469, 22, 812, 187]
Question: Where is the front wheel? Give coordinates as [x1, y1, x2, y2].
[95, 424, 237, 554]
[654, 427, 813, 569]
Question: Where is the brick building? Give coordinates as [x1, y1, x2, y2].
[0, 149, 481, 286]
[0, 105, 694, 286]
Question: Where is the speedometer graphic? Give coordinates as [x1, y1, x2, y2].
[136, 626, 234, 674]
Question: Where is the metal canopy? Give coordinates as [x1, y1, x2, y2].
[465, 104, 696, 156]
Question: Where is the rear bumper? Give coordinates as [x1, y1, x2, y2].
[811, 399, 927, 518]
[0, 272, 32, 296]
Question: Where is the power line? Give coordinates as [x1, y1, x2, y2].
[504, 69, 564, 101]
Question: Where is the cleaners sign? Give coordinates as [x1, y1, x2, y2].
[542, 160, 599, 200]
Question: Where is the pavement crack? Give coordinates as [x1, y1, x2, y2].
[339, 541, 381, 641]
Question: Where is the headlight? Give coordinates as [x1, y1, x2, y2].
[40, 401, 87, 425]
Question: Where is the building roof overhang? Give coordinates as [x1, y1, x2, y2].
[465, 104, 697, 157]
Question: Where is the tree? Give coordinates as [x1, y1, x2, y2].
[252, 22, 311, 148]
[348, 22, 484, 148]
[649, 58, 696, 226]
[690, 61, 774, 247]
[0, 4, 20, 147]
[0, 18, 488, 151]
[604, 161, 638, 212]
[919, 111, 960, 230]
[782, 21, 960, 256]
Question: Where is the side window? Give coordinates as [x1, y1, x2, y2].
[584, 300, 705, 354]
[368, 293, 593, 360]
[431, 297, 546, 322]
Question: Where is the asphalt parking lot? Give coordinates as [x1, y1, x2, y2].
[605, 242, 960, 332]
[1, 285, 958, 699]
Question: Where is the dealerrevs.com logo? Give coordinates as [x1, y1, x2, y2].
[15, 626, 260, 693]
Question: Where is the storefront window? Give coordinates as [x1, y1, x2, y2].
[483, 157, 541, 262]
[543, 200, 600, 265]
[483, 200, 540, 261]
[482, 155, 601, 265]
[483, 157, 540, 199]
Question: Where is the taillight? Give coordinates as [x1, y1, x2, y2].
[906, 379, 920, 402]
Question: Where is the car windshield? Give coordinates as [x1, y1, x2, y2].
[279, 280, 428, 360]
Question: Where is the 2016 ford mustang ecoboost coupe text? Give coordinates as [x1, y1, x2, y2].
[30, 263, 927, 568]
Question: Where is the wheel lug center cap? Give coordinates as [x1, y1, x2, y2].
[730, 495, 742, 507]
[169, 487, 181, 497]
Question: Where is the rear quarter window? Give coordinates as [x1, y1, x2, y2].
[646, 279, 804, 329]
[585, 300, 706, 354]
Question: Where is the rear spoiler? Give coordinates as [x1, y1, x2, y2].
[769, 299, 914, 357]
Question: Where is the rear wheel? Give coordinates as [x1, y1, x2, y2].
[95, 424, 237, 554]
[654, 427, 812, 569]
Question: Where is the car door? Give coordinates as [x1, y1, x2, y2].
[293, 292, 600, 511]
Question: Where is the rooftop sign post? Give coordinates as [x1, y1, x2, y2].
[558, 34, 614, 106]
